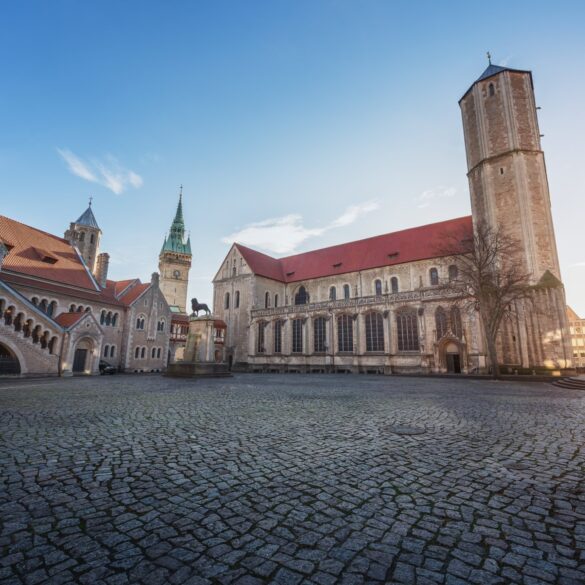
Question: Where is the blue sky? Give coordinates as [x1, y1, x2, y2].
[1, 1, 584, 313]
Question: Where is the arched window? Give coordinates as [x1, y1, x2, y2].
[47, 301, 56, 317]
[451, 306, 463, 338]
[489, 83, 495, 97]
[103, 345, 110, 357]
[274, 294, 278, 308]
[265, 292, 270, 309]
[235, 291, 240, 309]
[13, 313, 23, 332]
[151, 347, 156, 358]
[343, 284, 350, 300]
[257, 322, 266, 353]
[90, 233, 95, 244]
[134, 347, 140, 358]
[100, 310, 106, 325]
[391, 277, 399, 293]
[292, 318, 303, 353]
[49, 337, 58, 355]
[429, 268, 439, 286]
[39, 299, 48, 313]
[294, 286, 309, 305]
[274, 320, 282, 353]
[141, 347, 146, 359]
[232, 266, 236, 277]
[157, 348, 161, 359]
[70, 304, 76, 313]
[337, 314, 354, 352]
[448, 265, 458, 282]
[396, 310, 419, 351]
[224, 292, 230, 309]
[79, 232, 85, 242]
[112, 313, 118, 327]
[365, 312, 384, 352]
[314, 317, 327, 353]
[329, 286, 336, 301]
[105, 312, 112, 326]
[374, 279, 382, 296]
[435, 307, 448, 340]
[76, 306, 83, 312]
[158, 319, 165, 332]
[31, 297, 39, 306]
[136, 316, 145, 330]
[110, 345, 116, 358]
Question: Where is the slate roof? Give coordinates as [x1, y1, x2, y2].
[476, 64, 509, 82]
[75, 205, 100, 229]
[234, 216, 473, 283]
[0, 215, 99, 290]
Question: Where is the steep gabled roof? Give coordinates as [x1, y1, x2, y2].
[0, 215, 99, 290]
[118, 282, 150, 306]
[234, 216, 473, 283]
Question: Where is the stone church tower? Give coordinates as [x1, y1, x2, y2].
[65, 200, 102, 274]
[158, 188, 192, 313]
[460, 62, 571, 370]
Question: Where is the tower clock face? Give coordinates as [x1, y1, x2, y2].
[173, 270, 181, 279]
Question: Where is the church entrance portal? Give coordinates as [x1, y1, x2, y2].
[444, 341, 462, 374]
[73, 349, 88, 373]
[0, 343, 21, 375]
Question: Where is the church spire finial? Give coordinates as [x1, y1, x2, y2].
[487, 51, 492, 65]
[89, 195, 93, 206]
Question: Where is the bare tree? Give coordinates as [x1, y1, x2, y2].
[438, 223, 533, 378]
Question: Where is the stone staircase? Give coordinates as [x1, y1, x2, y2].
[552, 377, 585, 390]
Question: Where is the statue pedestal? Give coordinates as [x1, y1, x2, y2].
[165, 315, 231, 378]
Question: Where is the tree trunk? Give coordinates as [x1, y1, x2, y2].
[485, 331, 500, 379]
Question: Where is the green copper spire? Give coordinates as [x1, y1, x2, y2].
[161, 186, 192, 255]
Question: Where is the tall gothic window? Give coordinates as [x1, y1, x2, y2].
[448, 264, 458, 282]
[343, 284, 350, 300]
[235, 291, 240, 308]
[224, 292, 230, 309]
[265, 292, 270, 309]
[314, 317, 327, 353]
[329, 286, 336, 301]
[435, 307, 448, 339]
[391, 277, 399, 293]
[274, 294, 278, 308]
[292, 318, 303, 353]
[365, 312, 384, 352]
[295, 286, 309, 305]
[337, 314, 353, 352]
[396, 310, 419, 351]
[429, 268, 439, 286]
[451, 306, 463, 338]
[374, 279, 383, 296]
[274, 320, 282, 353]
[257, 322, 266, 353]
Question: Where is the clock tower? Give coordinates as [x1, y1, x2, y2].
[158, 187, 192, 313]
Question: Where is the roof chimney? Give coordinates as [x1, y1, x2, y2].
[95, 252, 110, 289]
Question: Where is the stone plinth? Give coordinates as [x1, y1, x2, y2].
[165, 315, 231, 378]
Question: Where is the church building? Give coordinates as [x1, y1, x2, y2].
[212, 63, 572, 375]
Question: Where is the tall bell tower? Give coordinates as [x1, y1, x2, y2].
[158, 187, 192, 313]
[459, 59, 571, 370]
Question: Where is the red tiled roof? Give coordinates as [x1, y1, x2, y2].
[106, 279, 136, 298]
[172, 314, 190, 323]
[54, 311, 86, 328]
[0, 215, 98, 290]
[236, 216, 473, 283]
[118, 282, 150, 305]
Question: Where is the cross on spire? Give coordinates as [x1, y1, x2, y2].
[487, 51, 492, 65]
[89, 195, 93, 206]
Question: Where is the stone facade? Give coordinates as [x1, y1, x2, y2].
[0, 206, 172, 377]
[212, 63, 572, 375]
[567, 306, 585, 370]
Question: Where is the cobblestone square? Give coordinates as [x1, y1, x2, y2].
[1, 374, 584, 585]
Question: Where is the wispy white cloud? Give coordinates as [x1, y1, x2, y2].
[222, 200, 380, 254]
[57, 148, 143, 195]
[416, 186, 456, 209]
[570, 261, 585, 267]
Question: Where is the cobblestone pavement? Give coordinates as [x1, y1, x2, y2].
[1, 374, 585, 585]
